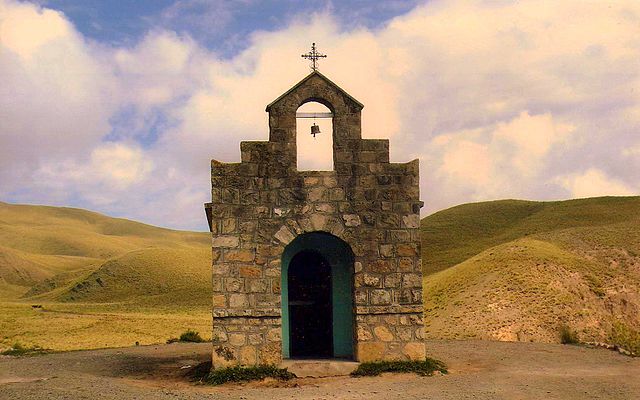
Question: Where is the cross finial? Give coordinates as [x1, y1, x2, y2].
[301, 42, 327, 72]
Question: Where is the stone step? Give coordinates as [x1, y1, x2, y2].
[280, 359, 360, 378]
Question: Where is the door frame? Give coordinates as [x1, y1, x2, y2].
[281, 231, 355, 359]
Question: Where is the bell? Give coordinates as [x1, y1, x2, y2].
[310, 123, 321, 137]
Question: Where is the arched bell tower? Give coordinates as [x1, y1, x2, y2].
[206, 69, 425, 368]
[265, 71, 364, 169]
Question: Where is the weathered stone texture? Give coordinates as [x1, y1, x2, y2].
[208, 71, 424, 366]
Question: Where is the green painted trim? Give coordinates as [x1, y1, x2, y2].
[281, 232, 354, 359]
[331, 250, 353, 358]
[281, 251, 291, 358]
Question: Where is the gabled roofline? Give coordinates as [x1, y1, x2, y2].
[265, 70, 364, 112]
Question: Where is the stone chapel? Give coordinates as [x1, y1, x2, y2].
[205, 70, 425, 367]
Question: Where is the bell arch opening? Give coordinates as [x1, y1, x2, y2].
[281, 231, 354, 359]
[296, 101, 334, 171]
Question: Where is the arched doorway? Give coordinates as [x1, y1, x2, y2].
[281, 232, 354, 359]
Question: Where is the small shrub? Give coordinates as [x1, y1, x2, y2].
[560, 325, 579, 345]
[205, 364, 295, 385]
[167, 329, 206, 344]
[351, 358, 448, 377]
[1, 342, 50, 356]
[180, 329, 205, 342]
[610, 322, 640, 356]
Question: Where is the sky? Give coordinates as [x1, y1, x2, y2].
[1, 0, 639, 232]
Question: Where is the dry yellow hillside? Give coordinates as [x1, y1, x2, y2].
[57, 247, 211, 307]
[422, 197, 640, 352]
[0, 201, 210, 303]
[0, 202, 212, 351]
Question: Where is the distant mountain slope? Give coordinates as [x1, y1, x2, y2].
[421, 196, 640, 346]
[421, 196, 640, 275]
[0, 202, 210, 304]
[0, 202, 207, 257]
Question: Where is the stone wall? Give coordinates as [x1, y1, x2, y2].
[208, 71, 424, 366]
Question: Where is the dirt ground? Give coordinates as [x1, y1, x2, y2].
[1, 340, 639, 400]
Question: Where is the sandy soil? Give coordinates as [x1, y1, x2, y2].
[1, 340, 639, 400]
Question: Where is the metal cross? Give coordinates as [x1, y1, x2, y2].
[301, 42, 327, 71]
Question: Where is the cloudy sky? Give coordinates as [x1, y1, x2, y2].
[1, 0, 639, 231]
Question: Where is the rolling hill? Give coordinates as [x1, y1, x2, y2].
[0, 201, 211, 305]
[1, 197, 639, 352]
[421, 196, 640, 349]
[58, 246, 211, 306]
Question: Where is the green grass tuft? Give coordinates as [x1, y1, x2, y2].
[205, 364, 296, 385]
[180, 329, 206, 342]
[560, 325, 580, 345]
[351, 358, 448, 377]
[167, 329, 207, 343]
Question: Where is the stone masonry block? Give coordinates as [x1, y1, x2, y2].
[370, 289, 392, 305]
[239, 266, 261, 278]
[402, 214, 420, 229]
[357, 342, 386, 362]
[224, 278, 243, 292]
[212, 236, 239, 248]
[373, 326, 395, 342]
[229, 294, 249, 308]
[342, 214, 361, 227]
[402, 273, 422, 288]
[224, 249, 255, 262]
[274, 226, 295, 244]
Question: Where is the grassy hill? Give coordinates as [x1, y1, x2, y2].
[421, 196, 640, 350]
[0, 201, 210, 303]
[57, 247, 211, 307]
[2, 197, 639, 352]
[0, 201, 212, 350]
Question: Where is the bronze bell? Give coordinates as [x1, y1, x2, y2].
[310, 123, 320, 137]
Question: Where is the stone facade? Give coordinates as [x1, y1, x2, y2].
[206, 71, 425, 367]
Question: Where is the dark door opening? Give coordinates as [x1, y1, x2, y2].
[288, 250, 333, 358]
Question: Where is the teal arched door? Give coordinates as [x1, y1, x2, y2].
[281, 232, 354, 359]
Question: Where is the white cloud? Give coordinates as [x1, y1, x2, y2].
[439, 139, 491, 186]
[0, 1, 70, 60]
[557, 169, 636, 198]
[35, 143, 153, 205]
[90, 144, 154, 188]
[1, 0, 639, 229]
[493, 112, 575, 176]
[113, 31, 201, 108]
[623, 145, 640, 157]
[431, 112, 576, 202]
[0, 0, 116, 192]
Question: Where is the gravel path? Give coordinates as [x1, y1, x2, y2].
[1, 340, 639, 399]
